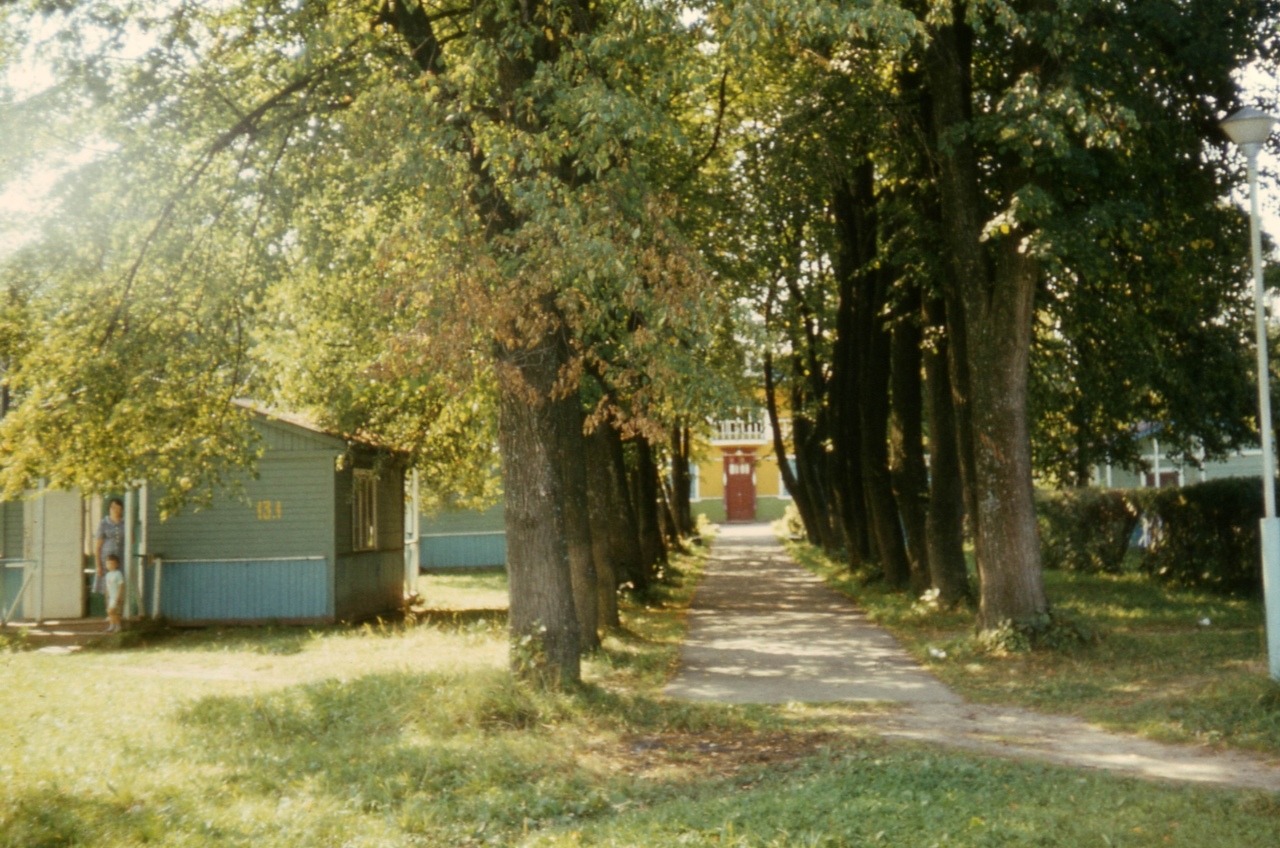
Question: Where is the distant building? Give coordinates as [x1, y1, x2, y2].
[690, 414, 792, 524]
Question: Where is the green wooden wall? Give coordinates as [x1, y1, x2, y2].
[148, 456, 336, 563]
[1, 501, 22, 560]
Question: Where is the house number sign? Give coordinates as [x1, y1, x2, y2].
[255, 500, 284, 521]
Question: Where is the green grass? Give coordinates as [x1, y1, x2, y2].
[2, 540, 1279, 847]
[789, 541, 1280, 755]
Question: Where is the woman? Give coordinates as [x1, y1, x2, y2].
[93, 497, 124, 596]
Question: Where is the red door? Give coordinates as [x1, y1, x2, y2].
[724, 453, 757, 522]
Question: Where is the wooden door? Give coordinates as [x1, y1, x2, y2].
[723, 453, 757, 522]
[23, 489, 84, 620]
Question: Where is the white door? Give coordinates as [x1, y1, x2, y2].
[23, 489, 85, 620]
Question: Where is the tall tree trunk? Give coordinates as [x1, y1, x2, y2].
[657, 472, 686, 554]
[585, 423, 625, 628]
[889, 294, 931, 593]
[558, 398, 598, 651]
[923, 295, 973, 606]
[859, 323, 911, 589]
[833, 169, 910, 587]
[925, 9, 1047, 630]
[668, 423, 695, 537]
[497, 323, 580, 686]
[828, 291, 874, 567]
[764, 351, 820, 541]
[632, 437, 667, 577]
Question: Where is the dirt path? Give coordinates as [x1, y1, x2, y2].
[666, 523, 1280, 792]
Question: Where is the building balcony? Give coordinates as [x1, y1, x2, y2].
[709, 417, 789, 444]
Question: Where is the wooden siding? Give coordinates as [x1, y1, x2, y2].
[148, 456, 335, 563]
[150, 557, 330, 623]
[1, 501, 22, 560]
[334, 551, 403, 620]
[420, 532, 506, 569]
[253, 413, 347, 454]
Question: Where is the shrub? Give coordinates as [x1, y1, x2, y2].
[1136, 478, 1264, 596]
[1036, 488, 1139, 574]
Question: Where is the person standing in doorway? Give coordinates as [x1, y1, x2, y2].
[103, 554, 124, 633]
[94, 497, 125, 597]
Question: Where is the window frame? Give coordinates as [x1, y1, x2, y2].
[352, 469, 379, 552]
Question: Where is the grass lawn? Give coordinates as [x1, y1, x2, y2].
[2, 547, 1278, 847]
[788, 541, 1280, 756]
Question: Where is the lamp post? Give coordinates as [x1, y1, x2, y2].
[1221, 105, 1280, 681]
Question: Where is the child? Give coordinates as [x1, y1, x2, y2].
[103, 554, 124, 634]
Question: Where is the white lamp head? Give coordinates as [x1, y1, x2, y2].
[1221, 106, 1278, 148]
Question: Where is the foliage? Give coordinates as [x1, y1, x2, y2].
[0, 0, 735, 515]
[1036, 479, 1266, 596]
[1138, 477, 1265, 596]
[1036, 488, 1140, 574]
[974, 610, 1099, 655]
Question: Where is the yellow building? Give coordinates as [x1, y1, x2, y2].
[691, 416, 792, 524]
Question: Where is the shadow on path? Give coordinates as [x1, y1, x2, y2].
[666, 523, 1280, 792]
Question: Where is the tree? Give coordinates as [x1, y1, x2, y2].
[0, 0, 727, 685]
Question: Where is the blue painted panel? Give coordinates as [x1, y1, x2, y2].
[420, 533, 506, 569]
[1, 561, 26, 620]
[153, 558, 330, 622]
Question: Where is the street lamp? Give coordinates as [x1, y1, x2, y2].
[1221, 105, 1280, 681]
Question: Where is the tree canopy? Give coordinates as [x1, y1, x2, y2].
[2, 0, 1277, 672]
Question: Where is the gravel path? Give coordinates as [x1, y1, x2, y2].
[666, 523, 1280, 792]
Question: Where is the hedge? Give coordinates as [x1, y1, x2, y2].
[1036, 478, 1265, 597]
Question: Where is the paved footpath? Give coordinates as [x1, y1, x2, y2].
[666, 523, 1280, 792]
[665, 523, 959, 705]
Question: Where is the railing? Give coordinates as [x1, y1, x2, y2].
[709, 417, 791, 443]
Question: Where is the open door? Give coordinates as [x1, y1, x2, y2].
[23, 489, 85, 620]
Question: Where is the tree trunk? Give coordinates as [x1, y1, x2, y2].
[859, 324, 911, 589]
[585, 423, 624, 628]
[923, 295, 972, 607]
[833, 169, 910, 587]
[966, 246, 1047, 628]
[558, 397, 598, 651]
[669, 423, 695, 537]
[889, 294, 931, 593]
[764, 351, 819, 540]
[632, 437, 667, 577]
[828, 283, 874, 567]
[925, 9, 1047, 630]
[496, 324, 580, 686]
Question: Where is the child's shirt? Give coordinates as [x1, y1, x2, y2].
[105, 569, 124, 611]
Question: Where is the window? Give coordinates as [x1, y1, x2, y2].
[353, 470, 379, 551]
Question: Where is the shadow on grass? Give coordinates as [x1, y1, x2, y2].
[164, 669, 766, 844]
[0, 785, 237, 848]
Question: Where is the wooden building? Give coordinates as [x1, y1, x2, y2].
[145, 406, 407, 624]
[2, 406, 409, 626]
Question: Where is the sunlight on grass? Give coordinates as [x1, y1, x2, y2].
[419, 570, 510, 611]
[2, 539, 1279, 847]
[788, 539, 1280, 756]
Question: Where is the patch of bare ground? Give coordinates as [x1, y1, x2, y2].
[594, 700, 1280, 794]
[877, 702, 1280, 792]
